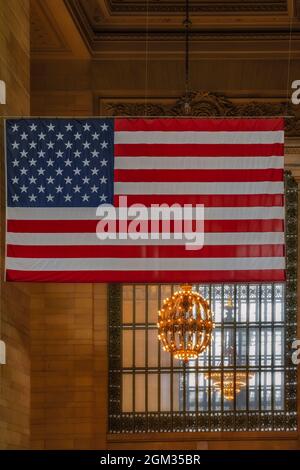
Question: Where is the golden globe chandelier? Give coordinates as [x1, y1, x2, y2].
[157, 284, 214, 362]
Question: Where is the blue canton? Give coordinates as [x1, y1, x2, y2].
[6, 119, 114, 207]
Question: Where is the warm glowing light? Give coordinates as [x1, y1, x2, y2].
[204, 297, 254, 400]
[205, 371, 254, 401]
[157, 284, 214, 363]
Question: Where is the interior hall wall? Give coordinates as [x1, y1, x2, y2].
[30, 284, 107, 449]
[0, 0, 31, 449]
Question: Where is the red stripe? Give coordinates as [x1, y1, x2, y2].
[6, 269, 286, 283]
[115, 143, 284, 157]
[7, 219, 284, 233]
[114, 194, 284, 207]
[115, 118, 284, 132]
[114, 169, 283, 183]
[7, 244, 284, 259]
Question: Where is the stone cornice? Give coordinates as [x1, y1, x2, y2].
[105, 0, 288, 15]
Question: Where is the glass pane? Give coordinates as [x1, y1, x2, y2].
[135, 329, 145, 367]
[148, 373, 158, 411]
[173, 372, 180, 411]
[160, 373, 171, 411]
[148, 285, 159, 324]
[135, 285, 146, 323]
[274, 371, 284, 410]
[135, 374, 146, 412]
[122, 374, 133, 412]
[147, 329, 158, 367]
[122, 285, 133, 324]
[122, 330, 133, 368]
[274, 328, 284, 366]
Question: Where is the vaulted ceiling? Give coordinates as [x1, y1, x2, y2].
[30, 0, 300, 59]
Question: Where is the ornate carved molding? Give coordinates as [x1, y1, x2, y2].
[105, 91, 300, 137]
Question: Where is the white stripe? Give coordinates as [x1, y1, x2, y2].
[6, 257, 285, 271]
[7, 207, 284, 221]
[115, 131, 284, 145]
[115, 156, 284, 170]
[6, 232, 285, 246]
[115, 182, 284, 195]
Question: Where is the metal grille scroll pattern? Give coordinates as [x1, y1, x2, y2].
[108, 171, 297, 433]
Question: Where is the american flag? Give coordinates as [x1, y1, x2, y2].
[5, 118, 285, 282]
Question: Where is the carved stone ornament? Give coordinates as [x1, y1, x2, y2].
[105, 91, 300, 137]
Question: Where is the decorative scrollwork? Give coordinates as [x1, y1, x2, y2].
[106, 91, 300, 137]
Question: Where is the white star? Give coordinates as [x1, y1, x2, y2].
[56, 167, 63, 176]
[64, 194, 72, 202]
[74, 150, 81, 158]
[37, 168, 45, 176]
[47, 194, 54, 202]
[47, 176, 55, 184]
[47, 123, 55, 131]
[56, 132, 64, 140]
[74, 132, 81, 140]
[91, 168, 99, 175]
[12, 159, 19, 167]
[65, 141, 72, 149]
[82, 194, 89, 202]
[20, 150, 28, 158]
[38, 185, 45, 193]
[12, 194, 19, 202]
[64, 158, 72, 167]
[29, 123, 37, 132]
[38, 132, 46, 140]
[73, 185, 81, 193]
[91, 150, 99, 158]
[38, 150, 45, 158]
[101, 123, 108, 131]
[92, 132, 99, 140]
[83, 158, 90, 166]
[47, 141, 54, 149]
[83, 123, 91, 131]
[12, 141, 19, 149]
[20, 185, 28, 193]
[29, 194, 37, 202]
[29, 158, 37, 166]
[91, 185, 98, 193]
[20, 167, 28, 175]
[64, 176, 72, 184]
[47, 159, 54, 167]
[11, 176, 19, 184]
[73, 167, 81, 175]
[29, 141, 37, 149]
[100, 194, 107, 202]
[101, 141, 108, 149]
[65, 123, 73, 131]
[100, 158, 108, 166]
[56, 150, 64, 158]
[100, 176, 107, 184]
[56, 185, 63, 193]
[20, 132, 28, 140]
[83, 141, 90, 149]
[29, 176, 37, 184]
[82, 176, 90, 184]
[11, 124, 19, 132]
